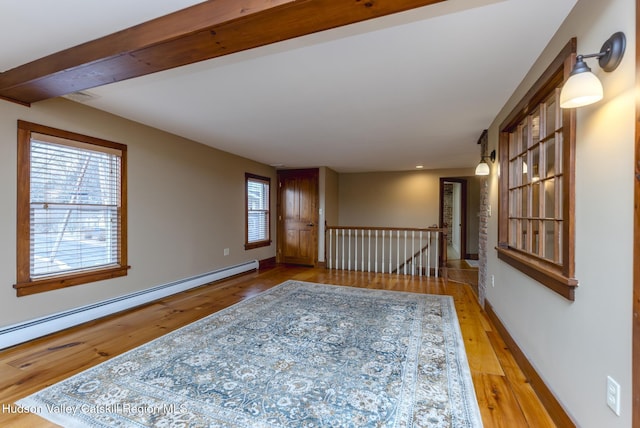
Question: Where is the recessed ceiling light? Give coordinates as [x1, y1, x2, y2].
[415, 165, 424, 169]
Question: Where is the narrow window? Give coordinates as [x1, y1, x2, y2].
[497, 39, 578, 300]
[16, 121, 128, 296]
[245, 173, 271, 250]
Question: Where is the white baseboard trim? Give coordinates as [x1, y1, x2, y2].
[0, 260, 259, 350]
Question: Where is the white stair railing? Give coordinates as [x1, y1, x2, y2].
[325, 225, 448, 278]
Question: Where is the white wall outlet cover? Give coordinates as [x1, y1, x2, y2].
[606, 376, 621, 416]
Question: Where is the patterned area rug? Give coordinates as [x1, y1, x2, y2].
[17, 281, 483, 427]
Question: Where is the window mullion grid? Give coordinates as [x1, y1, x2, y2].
[538, 104, 547, 258]
[524, 117, 532, 254]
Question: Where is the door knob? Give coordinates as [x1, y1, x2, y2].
[307, 223, 315, 227]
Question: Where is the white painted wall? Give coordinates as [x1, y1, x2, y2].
[318, 167, 340, 262]
[0, 98, 276, 327]
[338, 168, 474, 228]
[485, 0, 635, 426]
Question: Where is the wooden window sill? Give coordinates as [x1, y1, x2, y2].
[496, 247, 577, 301]
[245, 240, 271, 250]
[14, 265, 130, 297]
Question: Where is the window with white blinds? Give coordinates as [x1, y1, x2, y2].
[16, 121, 128, 296]
[245, 173, 271, 249]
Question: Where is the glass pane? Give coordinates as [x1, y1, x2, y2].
[509, 159, 518, 188]
[522, 121, 529, 151]
[247, 180, 268, 210]
[545, 179, 555, 219]
[531, 112, 540, 144]
[557, 220, 563, 264]
[521, 155, 528, 185]
[509, 219, 518, 247]
[556, 89, 563, 128]
[557, 177, 563, 220]
[532, 182, 540, 218]
[509, 189, 518, 217]
[248, 212, 269, 242]
[546, 97, 556, 137]
[544, 220, 556, 261]
[532, 220, 540, 255]
[521, 220, 528, 251]
[510, 132, 519, 158]
[530, 146, 540, 183]
[555, 132, 563, 175]
[522, 186, 529, 218]
[545, 139, 556, 177]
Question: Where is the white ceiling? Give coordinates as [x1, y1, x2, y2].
[1, 0, 578, 173]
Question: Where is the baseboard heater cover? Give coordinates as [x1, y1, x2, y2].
[0, 260, 259, 350]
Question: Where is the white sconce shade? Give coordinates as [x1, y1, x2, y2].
[559, 71, 603, 108]
[475, 149, 495, 176]
[475, 161, 490, 176]
[559, 32, 625, 109]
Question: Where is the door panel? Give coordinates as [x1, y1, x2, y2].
[278, 169, 319, 266]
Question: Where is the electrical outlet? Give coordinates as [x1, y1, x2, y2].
[223, 248, 230, 256]
[606, 376, 621, 416]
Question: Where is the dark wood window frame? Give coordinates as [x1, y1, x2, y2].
[497, 39, 578, 300]
[15, 121, 129, 297]
[245, 173, 271, 250]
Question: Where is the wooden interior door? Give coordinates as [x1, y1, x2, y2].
[277, 168, 319, 266]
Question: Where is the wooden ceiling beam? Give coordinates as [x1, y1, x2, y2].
[0, 0, 445, 105]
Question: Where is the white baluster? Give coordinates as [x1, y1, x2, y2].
[349, 229, 358, 270]
[411, 231, 415, 276]
[368, 230, 371, 273]
[335, 230, 339, 270]
[403, 230, 407, 275]
[341, 229, 345, 270]
[382, 230, 385, 273]
[375, 230, 379, 273]
[435, 231, 439, 278]
[427, 231, 431, 277]
[329, 229, 332, 270]
[419, 231, 423, 277]
[361, 229, 365, 272]
[395, 230, 399, 274]
[348, 229, 352, 271]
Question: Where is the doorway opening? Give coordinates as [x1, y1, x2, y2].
[439, 176, 482, 261]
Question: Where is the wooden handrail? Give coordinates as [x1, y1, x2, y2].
[326, 225, 447, 233]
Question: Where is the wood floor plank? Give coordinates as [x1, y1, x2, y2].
[0, 265, 556, 427]
[486, 329, 556, 428]
[473, 372, 530, 427]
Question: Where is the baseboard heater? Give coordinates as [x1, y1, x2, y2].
[0, 260, 259, 350]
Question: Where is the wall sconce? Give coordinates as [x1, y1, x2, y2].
[475, 150, 496, 176]
[559, 32, 626, 109]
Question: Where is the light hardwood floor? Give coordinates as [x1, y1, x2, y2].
[0, 265, 556, 427]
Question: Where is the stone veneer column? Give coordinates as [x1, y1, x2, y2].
[476, 129, 489, 307]
[478, 178, 489, 307]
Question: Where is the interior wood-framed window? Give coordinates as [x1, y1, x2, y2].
[15, 121, 128, 297]
[245, 173, 271, 250]
[497, 39, 578, 300]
